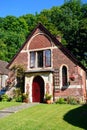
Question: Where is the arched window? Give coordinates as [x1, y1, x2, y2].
[62, 66, 67, 86]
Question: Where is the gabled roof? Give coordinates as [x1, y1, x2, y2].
[7, 23, 86, 71]
[0, 60, 9, 75]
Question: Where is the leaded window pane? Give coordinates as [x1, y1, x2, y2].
[30, 52, 35, 68]
[37, 51, 43, 67]
[45, 50, 51, 67]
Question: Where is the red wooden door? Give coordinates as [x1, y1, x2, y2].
[32, 76, 44, 103]
[32, 82, 40, 102]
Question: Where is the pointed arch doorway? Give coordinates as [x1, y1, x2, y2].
[32, 76, 44, 103]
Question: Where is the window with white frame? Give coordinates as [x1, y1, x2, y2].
[30, 49, 51, 68]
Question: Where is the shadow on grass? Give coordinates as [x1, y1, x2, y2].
[63, 104, 87, 130]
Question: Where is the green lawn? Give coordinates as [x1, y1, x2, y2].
[0, 103, 87, 130]
[0, 102, 21, 110]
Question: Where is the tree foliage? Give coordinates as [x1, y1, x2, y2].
[0, 0, 87, 67]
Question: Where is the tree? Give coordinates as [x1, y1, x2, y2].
[50, 0, 87, 67]
[3, 31, 26, 61]
[0, 39, 8, 61]
[21, 14, 37, 34]
[75, 18, 87, 66]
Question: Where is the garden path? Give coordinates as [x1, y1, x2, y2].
[0, 103, 38, 118]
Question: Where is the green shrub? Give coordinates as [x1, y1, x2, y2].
[7, 97, 12, 102]
[13, 88, 23, 102]
[67, 96, 78, 105]
[45, 93, 52, 100]
[15, 95, 22, 102]
[1, 94, 9, 102]
[55, 98, 67, 104]
[22, 93, 28, 100]
[13, 88, 22, 98]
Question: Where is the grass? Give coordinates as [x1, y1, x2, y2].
[0, 103, 87, 130]
[0, 102, 21, 110]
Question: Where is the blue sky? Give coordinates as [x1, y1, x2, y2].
[0, 0, 87, 17]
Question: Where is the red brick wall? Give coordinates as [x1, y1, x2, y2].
[52, 47, 87, 99]
[29, 34, 52, 50]
[53, 48, 82, 85]
[55, 88, 83, 97]
[22, 29, 42, 50]
[10, 52, 28, 70]
[53, 48, 74, 68]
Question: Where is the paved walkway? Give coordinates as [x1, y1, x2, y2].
[0, 103, 38, 118]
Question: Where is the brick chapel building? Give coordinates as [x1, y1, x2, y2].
[7, 23, 87, 103]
